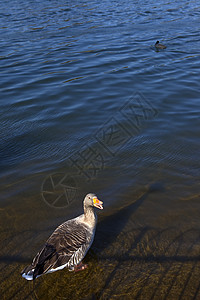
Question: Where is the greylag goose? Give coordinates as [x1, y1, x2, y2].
[155, 40, 166, 49]
[21, 193, 103, 280]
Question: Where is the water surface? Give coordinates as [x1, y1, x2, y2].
[0, 0, 200, 299]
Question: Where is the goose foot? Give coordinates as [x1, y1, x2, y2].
[74, 262, 88, 272]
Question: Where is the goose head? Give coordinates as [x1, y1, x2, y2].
[84, 193, 103, 210]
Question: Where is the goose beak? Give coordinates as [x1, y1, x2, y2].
[93, 197, 103, 210]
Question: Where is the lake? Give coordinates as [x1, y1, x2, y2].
[0, 0, 200, 299]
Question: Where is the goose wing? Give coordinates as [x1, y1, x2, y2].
[23, 219, 91, 279]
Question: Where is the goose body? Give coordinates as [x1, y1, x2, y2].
[155, 40, 166, 49]
[21, 193, 103, 280]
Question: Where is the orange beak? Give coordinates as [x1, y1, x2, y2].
[93, 197, 103, 210]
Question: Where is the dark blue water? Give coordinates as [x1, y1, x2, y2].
[1, 0, 200, 299]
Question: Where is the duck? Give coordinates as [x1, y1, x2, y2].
[21, 193, 103, 280]
[155, 40, 166, 49]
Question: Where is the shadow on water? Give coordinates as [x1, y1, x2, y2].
[94, 188, 150, 253]
[94, 183, 163, 254]
[0, 255, 28, 263]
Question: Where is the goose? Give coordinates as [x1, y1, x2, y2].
[21, 193, 103, 280]
[155, 40, 166, 49]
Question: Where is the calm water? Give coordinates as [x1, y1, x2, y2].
[0, 0, 200, 299]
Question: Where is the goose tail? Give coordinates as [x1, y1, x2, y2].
[21, 264, 43, 280]
[21, 265, 35, 280]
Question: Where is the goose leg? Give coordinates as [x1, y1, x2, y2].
[74, 262, 88, 272]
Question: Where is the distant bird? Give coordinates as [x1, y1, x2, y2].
[21, 193, 103, 280]
[155, 40, 166, 49]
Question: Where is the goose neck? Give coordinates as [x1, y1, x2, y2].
[84, 205, 97, 227]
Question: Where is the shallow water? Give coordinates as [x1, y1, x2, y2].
[0, 0, 200, 299]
